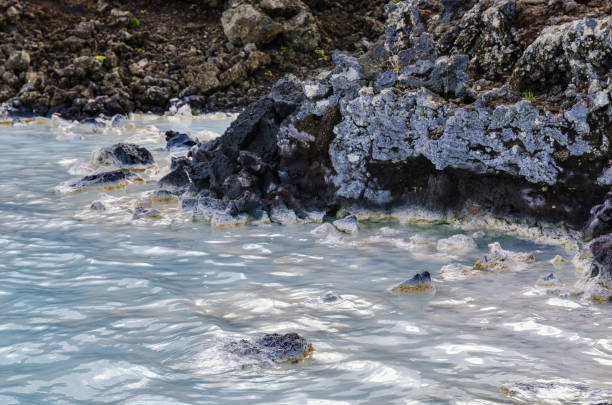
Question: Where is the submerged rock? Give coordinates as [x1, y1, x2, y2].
[61, 170, 141, 192]
[436, 234, 477, 252]
[391, 271, 435, 294]
[535, 272, 566, 295]
[91, 143, 154, 169]
[333, 215, 360, 233]
[501, 381, 612, 404]
[439, 263, 475, 281]
[223, 333, 314, 364]
[549, 255, 566, 265]
[474, 242, 535, 272]
[132, 206, 162, 220]
[211, 211, 248, 228]
[310, 222, 339, 237]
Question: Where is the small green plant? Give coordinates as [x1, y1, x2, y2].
[522, 91, 536, 102]
[130, 17, 141, 29]
[314, 48, 328, 61]
[139, 9, 147, 14]
[94, 55, 106, 65]
[131, 75, 138, 81]
[264, 70, 273, 77]
[280, 46, 290, 53]
[135, 47, 145, 54]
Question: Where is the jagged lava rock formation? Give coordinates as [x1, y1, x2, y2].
[161, 0, 611, 228]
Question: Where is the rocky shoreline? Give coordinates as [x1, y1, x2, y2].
[5, 0, 612, 300]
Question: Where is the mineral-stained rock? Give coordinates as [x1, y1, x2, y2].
[62, 170, 139, 193]
[474, 242, 535, 271]
[436, 234, 477, 252]
[132, 206, 162, 220]
[391, 271, 435, 294]
[270, 205, 299, 224]
[534, 272, 565, 295]
[439, 263, 475, 281]
[211, 211, 249, 228]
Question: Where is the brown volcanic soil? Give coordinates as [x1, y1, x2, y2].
[0, 0, 386, 117]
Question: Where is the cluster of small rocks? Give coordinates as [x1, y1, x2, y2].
[1, 0, 387, 119]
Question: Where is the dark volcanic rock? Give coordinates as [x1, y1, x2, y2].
[165, 131, 198, 151]
[590, 234, 612, 280]
[391, 271, 434, 294]
[223, 333, 314, 364]
[65, 170, 137, 192]
[583, 198, 612, 241]
[93, 143, 154, 168]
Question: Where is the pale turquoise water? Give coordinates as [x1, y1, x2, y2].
[0, 116, 610, 404]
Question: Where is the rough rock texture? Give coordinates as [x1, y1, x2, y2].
[580, 196, 612, 302]
[223, 333, 314, 364]
[157, 0, 611, 230]
[221, 0, 321, 51]
[0, 0, 386, 118]
[92, 143, 154, 169]
[221, 4, 283, 47]
[332, 215, 360, 233]
[63, 170, 139, 192]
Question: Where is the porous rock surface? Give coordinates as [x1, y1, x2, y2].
[159, 0, 611, 229]
[223, 333, 314, 364]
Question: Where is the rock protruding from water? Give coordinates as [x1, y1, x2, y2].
[223, 333, 314, 364]
[391, 271, 434, 295]
[165, 131, 198, 151]
[474, 242, 535, 272]
[439, 263, 475, 281]
[501, 381, 612, 404]
[91, 143, 154, 170]
[60, 170, 141, 193]
[583, 198, 612, 241]
[436, 234, 477, 252]
[576, 197, 612, 302]
[333, 215, 360, 233]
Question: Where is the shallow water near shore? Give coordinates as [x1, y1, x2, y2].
[0, 116, 611, 404]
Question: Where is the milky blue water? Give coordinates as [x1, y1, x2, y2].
[0, 116, 611, 404]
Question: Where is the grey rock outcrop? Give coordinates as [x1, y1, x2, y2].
[147, 0, 611, 230]
[513, 16, 612, 93]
